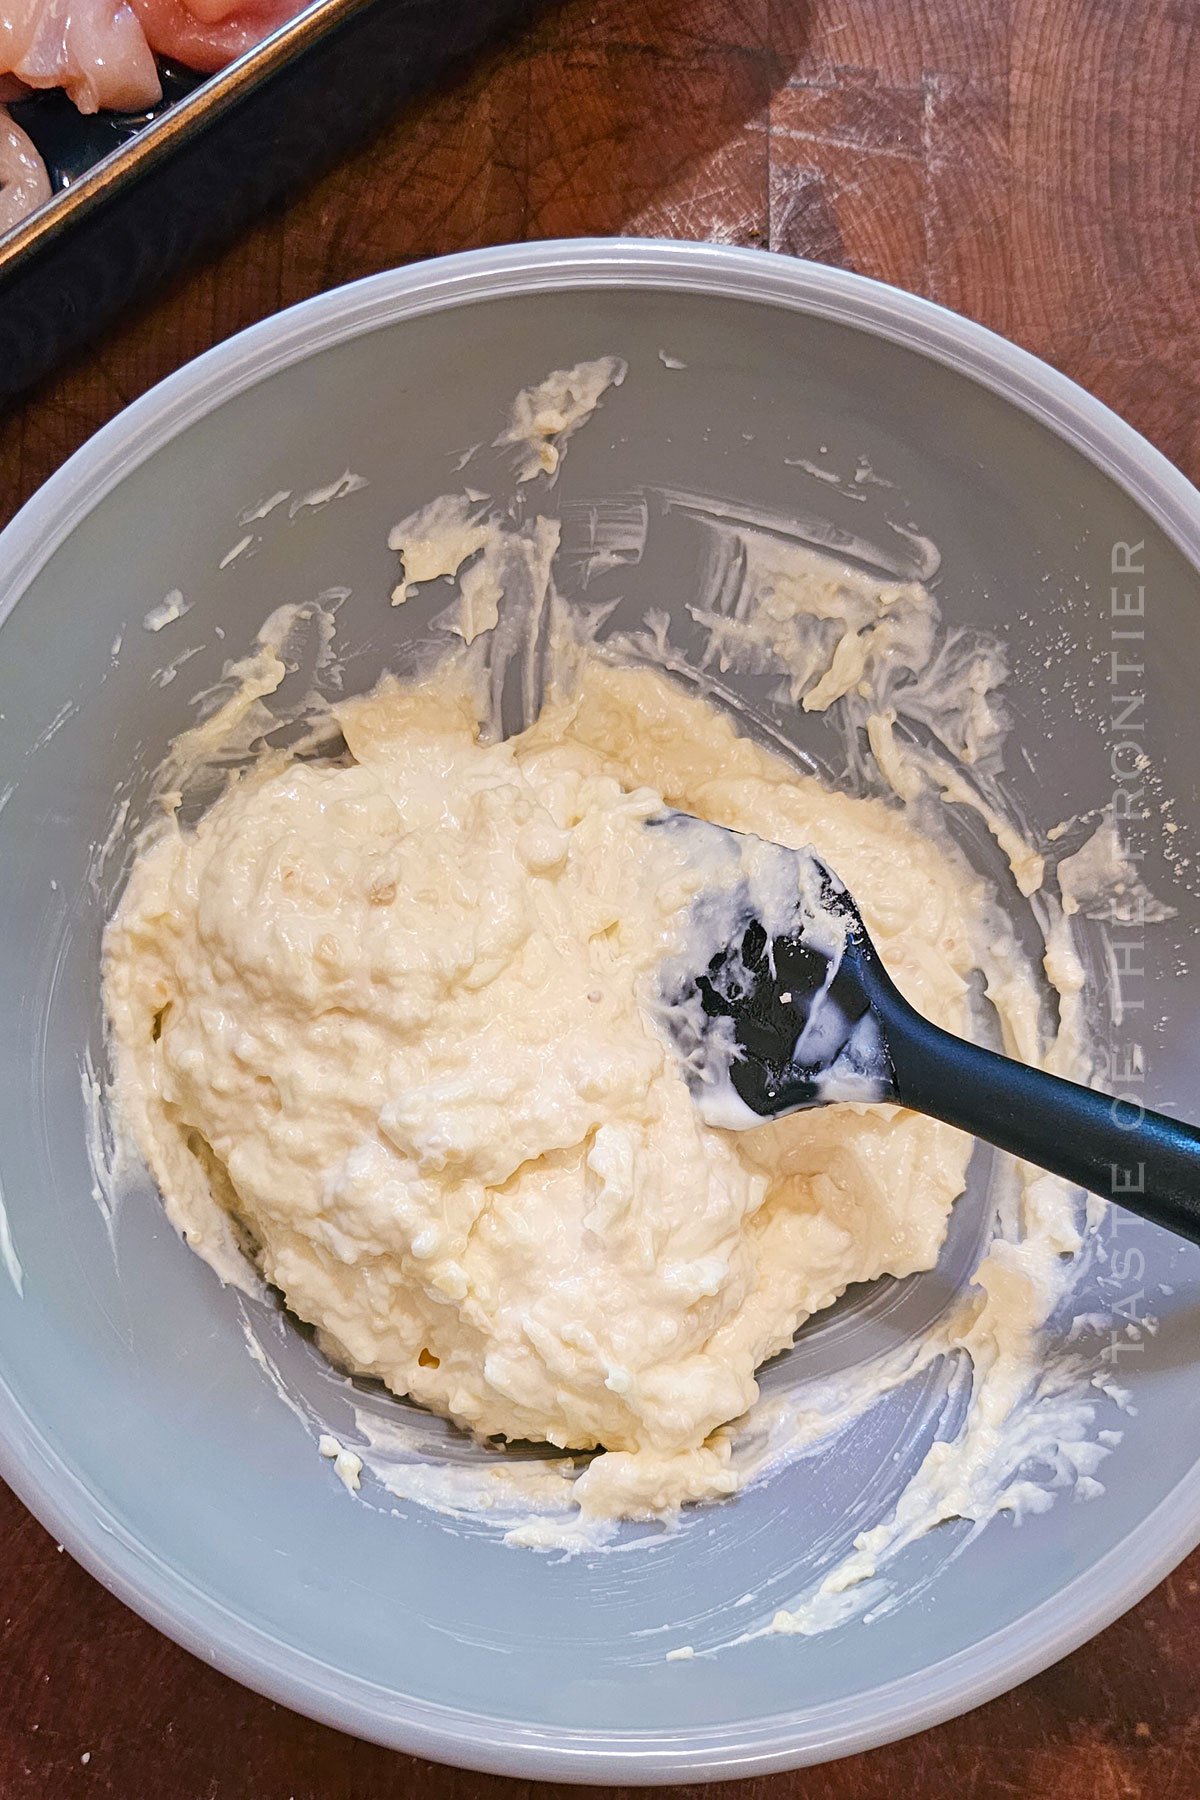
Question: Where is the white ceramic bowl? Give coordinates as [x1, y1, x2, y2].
[1, 241, 1198, 1780]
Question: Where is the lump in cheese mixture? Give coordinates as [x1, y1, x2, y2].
[104, 658, 985, 1519]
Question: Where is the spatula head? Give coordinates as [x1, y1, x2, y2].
[651, 814, 898, 1128]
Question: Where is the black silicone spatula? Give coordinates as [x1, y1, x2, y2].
[653, 814, 1200, 1246]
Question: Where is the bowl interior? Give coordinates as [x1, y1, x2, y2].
[1, 260, 1199, 1776]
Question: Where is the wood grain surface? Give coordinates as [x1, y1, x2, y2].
[3, 0, 1200, 1793]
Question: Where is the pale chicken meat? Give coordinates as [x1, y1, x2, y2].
[131, 0, 304, 71]
[0, 0, 308, 236]
[0, 96, 51, 232]
[0, 0, 161, 112]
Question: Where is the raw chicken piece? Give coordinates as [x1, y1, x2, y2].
[0, 0, 307, 240]
[0, 102, 51, 234]
[130, 0, 305, 73]
[0, 0, 162, 114]
[178, 0, 279, 20]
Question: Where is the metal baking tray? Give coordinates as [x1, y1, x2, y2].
[0, 0, 540, 405]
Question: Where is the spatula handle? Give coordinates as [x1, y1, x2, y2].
[886, 1000, 1200, 1246]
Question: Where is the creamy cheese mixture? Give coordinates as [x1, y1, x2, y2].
[104, 658, 987, 1518]
[101, 358, 1105, 1597]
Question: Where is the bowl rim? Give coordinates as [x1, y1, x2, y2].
[3, 237, 1200, 1782]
